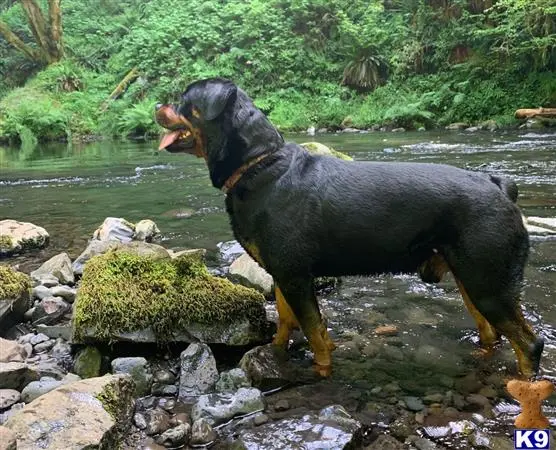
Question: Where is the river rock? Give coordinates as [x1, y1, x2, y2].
[144, 408, 171, 435]
[217, 240, 246, 265]
[0, 426, 17, 450]
[190, 418, 217, 446]
[0, 338, 26, 363]
[111, 357, 151, 396]
[49, 285, 77, 303]
[0, 390, 20, 409]
[32, 285, 52, 300]
[4, 374, 134, 449]
[92, 217, 135, 242]
[0, 363, 39, 390]
[0, 266, 32, 334]
[134, 219, 160, 242]
[156, 423, 190, 447]
[178, 344, 219, 402]
[30, 252, 74, 285]
[229, 253, 273, 295]
[191, 387, 265, 426]
[366, 434, 405, 449]
[232, 405, 361, 449]
[445, 122, 468, 130]
[73, 346, 102, 379]
[32, 296, 70, 325]
[0, 220, 49, 257]
[216, 368, 251, 393]
[20, 376, 64, 403]
[71, 240, 171, 275]
[239, 344, 314, 390]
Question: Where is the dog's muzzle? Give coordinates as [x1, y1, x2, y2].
[155, 104, 196, 152]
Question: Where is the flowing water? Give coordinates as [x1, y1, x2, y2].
[1, 130, 556, 447]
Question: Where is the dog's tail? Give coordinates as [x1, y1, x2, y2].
[489, 175, 518, 203]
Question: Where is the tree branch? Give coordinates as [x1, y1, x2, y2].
[21, 0, 52, 62]
[0, 19, 42, 61]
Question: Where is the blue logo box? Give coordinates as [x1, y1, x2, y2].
[514, 429, 550, 449]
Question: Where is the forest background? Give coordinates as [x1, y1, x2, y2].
[0, 0, 554, 145]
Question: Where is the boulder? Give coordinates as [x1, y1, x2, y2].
[216, 368, 251, 393]
[231, 405, 362, 449]
[72, 252, 272, 346]
[30, 253, 74, 285]
[20, 377, 64, 403]
[191, 387, 265, 426]
[0, 389, 21, 409]
[0, 220, 49, 257]
[0, 267, 32, 335]
[178, 344, 219, 402]
[229, 253, 273, 295]
[0, 363, 39, 390]
[72, 240, 171, 276]
[4, 374, 135, 449]
[300, 142, 353, 161]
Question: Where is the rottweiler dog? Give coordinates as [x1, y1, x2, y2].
[155, 78, 544, 378]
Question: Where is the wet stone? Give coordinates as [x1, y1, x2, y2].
[274, 399, 290, 411]
[190, 418, 217, 446]
[414, 437, 438, 449]
[49, 285, 77, 303]
[191, 387, 265, 426]
[156, 423, 190, 448]
[404, 396, 425, 412]
[153, 369, 175, 385]
[178, 343, 219, 403]
[157, 397, 176, 412]
[144, 408, 171, 436]
[253, 413, 269, 426]
[151, 383, 177, 396]
[366, 434, 405, 450]
[232, 406, 361, 449]
[111, 357, 152, 397]
[216, 368, 251, 393]
[134, 412, 147, 430]
[29, 333, 49, 346]
[34, 339, 55, 354]
[170, 412, 190, 427]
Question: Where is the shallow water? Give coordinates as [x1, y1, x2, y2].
[1, 130, 556, 447]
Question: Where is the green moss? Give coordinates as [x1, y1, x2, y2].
[301, 142, 353, 161]
[0, 235, 13, 253]
[0, 265, 31, 299]
[73, 251, 266, 342]
[74, 346, 102, 379]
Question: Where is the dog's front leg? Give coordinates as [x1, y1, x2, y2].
[275, 277, 333, 377]
[273, 286, 300, 347]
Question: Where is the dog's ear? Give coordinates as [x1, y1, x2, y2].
[197, 80, 238, 121]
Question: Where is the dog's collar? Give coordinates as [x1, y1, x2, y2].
[222, 152, 272, 194]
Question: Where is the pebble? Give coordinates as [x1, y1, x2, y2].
[34, 340, 55, 354]
[157, 397, 176, 412]
[404, 397, 425, 412]
[153, 369, 176, 385]
[466, 394, 490, 408]
[253, 413, 269, 426]
[170, 412, 191, 427]
[374, 325, 399, 336]
[133, 413, 147, 430]
[156, 423, 190, 447]
[274, 399, 290, 411]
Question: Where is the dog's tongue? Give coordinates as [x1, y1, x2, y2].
[158, 130, 181, 150]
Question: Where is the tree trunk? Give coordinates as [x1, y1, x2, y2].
[48, 0, 63, 60]
[107, 67, 140, 101]
[515, 108, 556, 119]
[0, 0, 64, 64]
[0, 19, 41, 61]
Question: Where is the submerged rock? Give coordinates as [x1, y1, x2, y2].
[231, 405, 362, 449]
[190, 418, 217, 445]
[4, 374, 135, 449]
[191, 387, 265, 426]
[72, 251, 273, 346]
[0, 219, 49, 257]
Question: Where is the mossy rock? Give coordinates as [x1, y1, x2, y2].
[301, 142, 353, 161]
[0, 266, 32, 332]
[72, 251, 272, 345]
[74, 346, 102, 379]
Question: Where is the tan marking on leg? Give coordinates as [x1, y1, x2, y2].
[272, 286, 300, 348]
[455, 279, 499, 352]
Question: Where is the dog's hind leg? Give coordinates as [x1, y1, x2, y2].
[276, 277, 332, 377]
[454, 279, 500, 354]
[273, 286, 300, 347]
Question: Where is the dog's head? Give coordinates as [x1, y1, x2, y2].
[155, 78, 283, 189]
